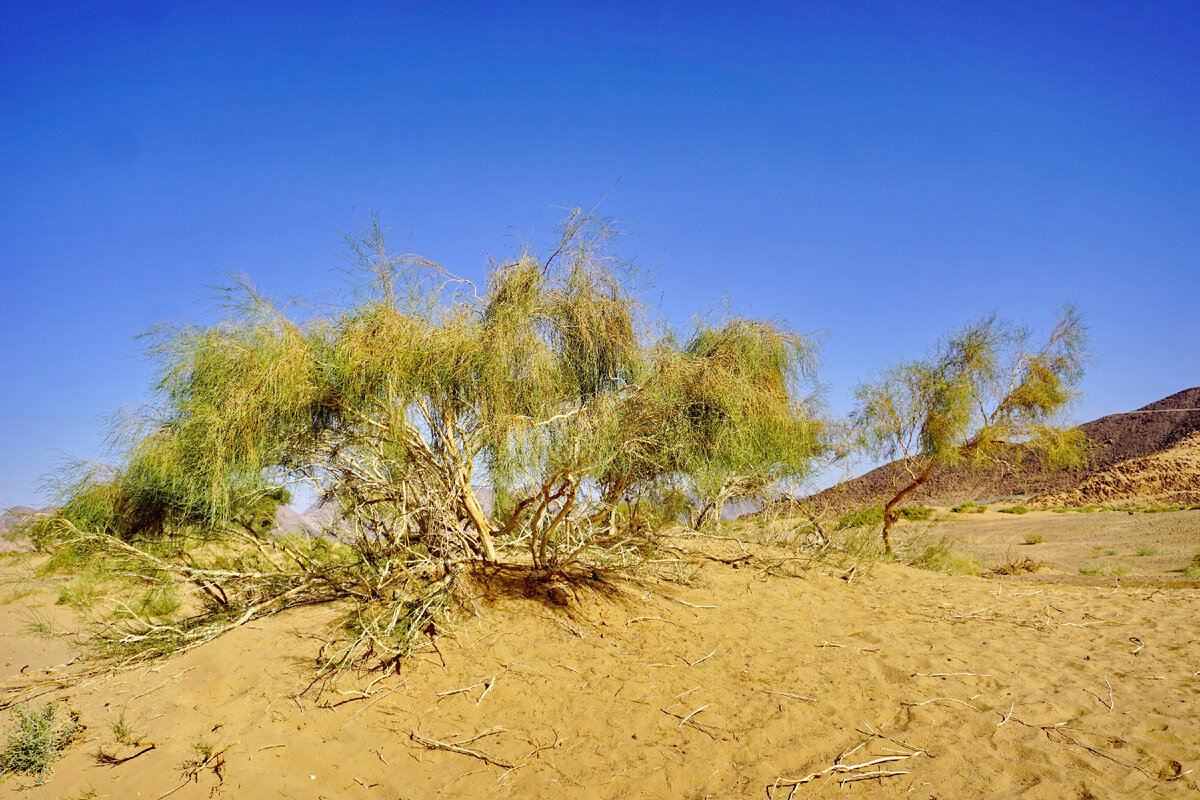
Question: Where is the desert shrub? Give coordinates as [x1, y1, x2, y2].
[992, 555, 1043, 575]
[1023, 532, 1045, 545]
[998, 505, 1028, 514]
[1135, 546, 1158, 557]
[0, 702, 84, 784]
[1079, 561, 1126, 577]
[34, 209, 827, 673]
[951, 501, 987, 514]
[899, 506, 934, 521]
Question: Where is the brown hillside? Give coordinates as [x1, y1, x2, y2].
[1033, 430, 1200, 508]
[798, 387, 1200, 511]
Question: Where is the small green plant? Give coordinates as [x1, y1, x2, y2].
[951, 502, 987, 514]
[1104, 549, 1117, 556]
[998, 505, 1028, 515]
[109, 711, 145, 748]
[23, 611, 64, 639]
[1079, 561, 1126, 577]
[0, 701, 84, 784]
[179, 737, 222, 784]
[1135, 546, 1158, 557]
[1183, 549, 1200, 577]
[1023, 532, 1045, 545]
[899, 506, 934, 521]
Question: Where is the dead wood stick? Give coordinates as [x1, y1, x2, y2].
[839, 769, 909, 785]
[902, 697, 982, 712]
[409, 731, 517, 769]
[914, 672, 992, 678]
[674, 599, 717, 609]
[678, 703, 709, 728]
[764, 690, 817, 702]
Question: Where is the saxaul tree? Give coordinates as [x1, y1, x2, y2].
[35, 209, 826, 668]
[852, 308, 1088, 554]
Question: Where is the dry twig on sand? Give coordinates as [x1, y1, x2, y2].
[409, 729, 517, 769]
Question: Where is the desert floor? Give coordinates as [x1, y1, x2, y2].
[1, 510, 1198, 799]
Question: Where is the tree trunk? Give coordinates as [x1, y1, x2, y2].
[460, 480, 497, 561]
[881, 462, 935, 555]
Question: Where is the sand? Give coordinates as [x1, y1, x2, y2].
[1, 511, 1198, 799]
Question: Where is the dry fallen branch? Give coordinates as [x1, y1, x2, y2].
[409, 730, 517, 769]
[769, 753, 920, 796]
[902, 697, 983, 712]
[678, 703, 709, 728]
[764, 690, 817, 702]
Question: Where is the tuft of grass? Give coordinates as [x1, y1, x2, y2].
[902, 535, 980, 575]
[1, 584, 38, 605]
[23, 611, 66, 640]
[1023, 532, 1046, 545]
[0, 702, 85, 785]
[56, 574, 102, 610]
[1183, 549, 1200, 577]
[1135, 546, 1158, 557]
[951, 501, 987, 514]
[1079, 561, 1126, 577]
[998, 505, 1029, 515]
[898, 506, 934, 521]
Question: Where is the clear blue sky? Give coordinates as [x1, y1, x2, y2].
[2, 1, 1198, 508]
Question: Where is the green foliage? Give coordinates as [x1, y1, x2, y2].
[1135, 546, 1158, 557]
[835, 506, 883, 530]
[951, 501, 987, 514]
[852, 308, 1087, 552]
[835, 505, 930, 530]
[998, 505, 1029, 514]
[1079, 561, 1126, 577]
[0, 702, 84, 784]
[1023, 532, 1046, 545]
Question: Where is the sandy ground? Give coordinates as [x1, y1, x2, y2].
[1, 513, 1198, 799]
[936, 507, 1200, 586]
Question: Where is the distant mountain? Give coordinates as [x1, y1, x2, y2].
[0, 505, 55, 551]
[785, 387, 1200, 511]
